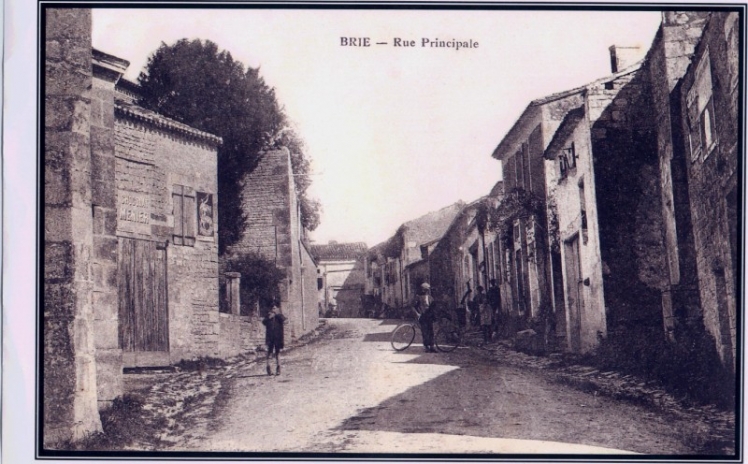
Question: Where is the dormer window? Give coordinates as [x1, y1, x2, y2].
[558, 142, 577, 180]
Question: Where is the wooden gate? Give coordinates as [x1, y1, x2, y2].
[118, 238, 169, 356]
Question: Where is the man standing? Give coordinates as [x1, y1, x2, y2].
[487, 279, 502, 339]
[262, 304, 287, 376]
[414, 282, 436, 352]
[474, 286, 492, 344]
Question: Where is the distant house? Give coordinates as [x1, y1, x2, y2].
[311, 241, 368, 317]
[365, 203, 463, 310]
[429, 182, 506, 318]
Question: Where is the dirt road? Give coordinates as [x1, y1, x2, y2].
[159, 318, 728, 455]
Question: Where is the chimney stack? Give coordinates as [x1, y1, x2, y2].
[609, 45, 644, 73]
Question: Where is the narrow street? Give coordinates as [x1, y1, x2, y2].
[150, 318, 725, 455]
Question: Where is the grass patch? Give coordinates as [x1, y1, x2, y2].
[67, 393, 168, 451]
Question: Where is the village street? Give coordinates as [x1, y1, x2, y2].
[124, 318, 732, 455]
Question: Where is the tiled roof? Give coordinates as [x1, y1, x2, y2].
[492, 61, 643, 160]
[311, 242, 368, 261]
[114, 98, 223, 147]
[544, 106, 586, 159]
[400, 202, 464, 247]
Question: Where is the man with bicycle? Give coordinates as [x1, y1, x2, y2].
[413, 282, 436, 352]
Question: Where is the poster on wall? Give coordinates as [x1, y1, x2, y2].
[197, 191, 214, 237]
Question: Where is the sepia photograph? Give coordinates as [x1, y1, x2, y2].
[21, 0, 744, 459]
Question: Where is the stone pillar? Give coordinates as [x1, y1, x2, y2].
[90, 50, 129, 408]
[44, 8, 102, 446]
[225, 272, 241, 315]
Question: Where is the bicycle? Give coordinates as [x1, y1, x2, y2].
[390, 318, 421, 351]
[390, 309, 462, 352]
[433, 308, 499, 352]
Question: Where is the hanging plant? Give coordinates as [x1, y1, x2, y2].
[490, 188, 546, 248]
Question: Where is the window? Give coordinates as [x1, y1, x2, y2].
[700, 97, 717, 157]
[420, 245, 429, 260]
[523, 142, 532, 192]
[687, 49, 716, 162]
[173, 185, 196, 246]
[317, 277, 324, 291]
[558, 143, 577, 180]
[579, 178, 588, 245]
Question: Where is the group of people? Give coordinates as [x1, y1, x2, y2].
[263, 279, 503, 373]
[413, 279, 502, 353]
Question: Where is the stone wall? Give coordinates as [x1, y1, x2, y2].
[43, 8, 102, 445]
[218, 313, 263, 356]
[90, 51, 127, 408]
[228, 148, 318, 341]
[677, 12, 740, 369]
[590, 61, 665, 331]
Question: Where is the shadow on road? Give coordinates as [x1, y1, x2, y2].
[334, 349, 691, 455]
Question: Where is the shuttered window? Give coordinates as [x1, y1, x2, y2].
[173, 184, 196, 246]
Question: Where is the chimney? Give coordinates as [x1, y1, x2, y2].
[609, 45, 644, 73]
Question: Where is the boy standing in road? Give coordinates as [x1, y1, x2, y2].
[263, 304, 287, 376]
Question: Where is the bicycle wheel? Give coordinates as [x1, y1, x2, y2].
[391, 324, 416, 351]
[435, 326, 461, 352]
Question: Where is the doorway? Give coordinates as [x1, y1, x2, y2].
[564, 235, 583, 352]
[118, 238, 169, 365]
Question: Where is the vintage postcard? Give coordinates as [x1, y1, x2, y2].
[4, 0, 744, 461]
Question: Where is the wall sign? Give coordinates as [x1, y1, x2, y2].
[117, 191, 151, 235]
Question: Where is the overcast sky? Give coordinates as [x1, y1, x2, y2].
[92, 8, 662, 247]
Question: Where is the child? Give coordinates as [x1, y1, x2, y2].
[262, 304, 287, 376]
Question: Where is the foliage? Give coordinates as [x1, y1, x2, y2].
[59, 394, 168, 451]
[138, 39, 320, 252]
[224, 251, 284, 314]
[268, 127, 322, 231]
[489, 188, 546, 250]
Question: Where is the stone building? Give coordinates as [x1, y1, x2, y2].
[537, 50, 668, 353]
[224, 147, 319, 342]
[429, 182, 506, 318]
[44, 9, 283, 445]
[491, 85, 586, 335]
[365, 203, 463, 310]
[311, 241, 368, 317]
[540, 10, 738, 363]
[674, 11, 740, 369]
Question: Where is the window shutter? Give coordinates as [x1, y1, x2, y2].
[173, 185, 184, 245]
[688, 96, 702, 161]
[184, 187, 196, 246]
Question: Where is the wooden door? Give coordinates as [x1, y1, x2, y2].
[564, 236, 583, 352]
[118, 238, 169, 353]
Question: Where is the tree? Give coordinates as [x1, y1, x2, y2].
[138, 38, 320, 252]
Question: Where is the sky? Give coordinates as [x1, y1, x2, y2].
[92, 8, 662, 248]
